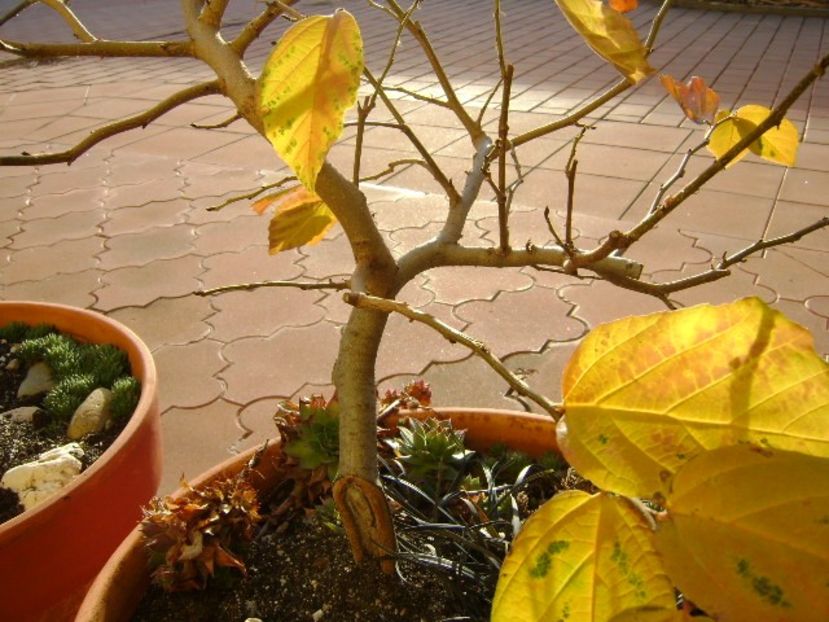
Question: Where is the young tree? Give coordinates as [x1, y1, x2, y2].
[1, 0, 827, 571]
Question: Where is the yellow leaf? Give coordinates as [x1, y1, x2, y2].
[554, 0, 654, 83]
[492, 491, 676, 622]
[558, 297, 829, 499]
[654, 445, 829, 622]
[268, 195, 337, 253]
[250, 185, 306, 215]
[707, 105, 799, 167]
[739, 104, 799, 166]
[258, 11, 363, 191]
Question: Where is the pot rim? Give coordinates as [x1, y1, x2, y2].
[0, 300, 158, 535]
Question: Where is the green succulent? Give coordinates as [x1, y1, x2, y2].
[110, 376, 141, 420]
[0, 322, 55, 342]
[393, 418, 473, 493]
[43, 373, 97, 420]
[284, 398, 340, 477]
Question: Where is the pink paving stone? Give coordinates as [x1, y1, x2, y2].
[560, 280, 665, 329]
[779, 169, 829, 206]
[31, 167, 108, 197]
[236, 398, 283, 450]
[120, 126, 243, 160]
[478, 209, 561, 248]
[199, 245, 304, 291]
[0, 269, 102, 308]
[158, 399, 248, 494]
[454, 286, 586, 357]
[765, 200, 829, 252]
[102, 198, 189, 236]
[23, 187, 106, 219]
[423, 265, 534, 305]
[806, 296, 829, 325]
[94, 254, 205, 311]
[543, 143, 672, 181]
[10, 209, 104, 250]
[3, 236, 103, 284]
[0, 174, 34, 198]
[108, 296, 215, 351]
[371, 194, 452, 231]
[105, 180, 181, 210]
[208, 288, 327, 341]
[580, 120, 691, 153]
[624, 228, 711, 275]
[743, 248, 829, 303]
[98, 223, 196, 269]
[194, 214, 272, 255]
[190, 134, 283, 169]
[220, 322, 342, 403]
[375, 301, 471, 379]
[154, 339, 227, 412]
[0, 220, 20, 246]
[656, 154, 786, 200]
[296, 233, 356, 280]
[107, 155, 179, 187]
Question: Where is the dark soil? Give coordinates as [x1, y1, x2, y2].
[0, 338, 129, 524]
[133, 515, 483, 622]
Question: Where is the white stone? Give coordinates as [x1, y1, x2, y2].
[16, 361, 54, 398]
[1, 406, 39, 422]
[0, 442, 85, 510]
[67, 387, 113, 440]
[5, 358, 19, 371]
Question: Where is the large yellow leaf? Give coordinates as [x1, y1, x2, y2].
[492, 491, 677, 622]
[266, 188, 337, 253]
[258, 11, 363, 191]
[554, 0, 654, 83]
[557, 298, 829, 499]
[707, 105, 798, 167]
[654, 445, 829, 621]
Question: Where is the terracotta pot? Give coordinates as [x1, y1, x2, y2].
[0, 301, 161, 622]
[76, 408, 558, 621]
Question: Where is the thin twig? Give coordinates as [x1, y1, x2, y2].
[497, 64, 514, 252]
[543, 207, 567, 250]
[383, 86, 452, 108]
[198, 279, 351, 296]
[0, 81, 220, 166]
[359, 158, 428, 183]
[344, 292, 562, 420]
[0, 0, 34, 28]
[204, 175, 296, 211]
[40, 0, 96, 42]
[476, 76, 503, 127]
[232, 1, 295, 55]
[191, 112, 242, 130]
[564, 125, 592, 248]
[600, 217, 829, 303]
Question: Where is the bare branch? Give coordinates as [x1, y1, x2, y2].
[476, 76, 503, 127]
[439, 137, 492, 244]
[383, 0, 484, 144]
[382, 86, 451, 108]
[0, 0, 34, 28]
[232, 0, 297, 56]
[203, 175, 296, 212]
[601, 217, 829, 302]
[496, 64, 514, 252]
[0, 81, 221, 166]
[345, 292, 562, 419]
[200, 0, 230, 29]
[564, 125, 592, 248]
[191, 112, 242, 130]
[0, 37, 193, 58]
[359, 158, 428, 183]
[39, 0, 95, 42]
[197, 278, 351, 296]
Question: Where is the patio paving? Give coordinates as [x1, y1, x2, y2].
[0, 0, 827, 494]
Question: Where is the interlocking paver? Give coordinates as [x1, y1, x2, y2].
[154, 339, 228, 411]
[99, 224, 196, 269]
[108, 296, 215, 351]
[3, 236, 103, 284]
[10, 209, 105, 249]
[199, 245, 303, 290]
[1, 269, 102, 308]
[94, 255, 205, 311]
[22, 187, 105, 220]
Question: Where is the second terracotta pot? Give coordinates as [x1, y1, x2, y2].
[76, 408, 558, 621]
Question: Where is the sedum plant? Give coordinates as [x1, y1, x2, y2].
[2, 0, 828, 618]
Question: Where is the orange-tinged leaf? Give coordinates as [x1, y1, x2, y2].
[558, 297, 829, 499]
[269, 198, 337, 253]
[654, 445, 829, 622]
[708, 105, 799, 167]
[492, 491, 676, 622]
[554, 0, 654, 83]
[660, 74, 719, 124]
[251, 185, 315, 215]
[609, 0, 638, 12]
[258, 11, 363, 191]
